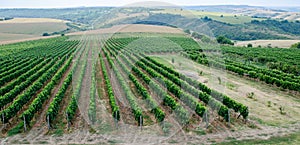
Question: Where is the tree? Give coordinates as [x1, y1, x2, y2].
[247, 43, 253, 48]
[184, 29, 191, 34]
[291, 42, 300, 49]
[4, 17, 13, 20]
[42, 33, 50, 36]
[203, 16, 212, 21]
[216, 36, 234, 45]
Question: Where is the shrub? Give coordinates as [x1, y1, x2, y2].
[247, 43, 253, 48]
[42, 33, 50, 36]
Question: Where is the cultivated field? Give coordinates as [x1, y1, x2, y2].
[236, 39, 300, 48]
[152, 8, 264, 24]
[0, 25, 299, 144]
[0, 18, 68, 42]
[0, 18, 67, 23]
[69, 24, 184, 35]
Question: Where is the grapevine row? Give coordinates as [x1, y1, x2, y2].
[103, 48, 142, 123]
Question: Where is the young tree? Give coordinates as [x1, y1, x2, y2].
[216, 36, 234, 45]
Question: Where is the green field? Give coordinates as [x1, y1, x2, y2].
[1, 32, 299, 144]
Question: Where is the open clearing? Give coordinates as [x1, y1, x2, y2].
[236, 40, 300, 48]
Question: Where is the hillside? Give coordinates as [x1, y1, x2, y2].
[184, 5, 300, 21]
[0, 18, 69, 42]
[0, 7, 300, 41]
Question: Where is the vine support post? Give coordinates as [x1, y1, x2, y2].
[47, 115, 50, 130]
[140, 115, 143, 131]
[23, 115, 27, 132]
[2, 111, 4, 125]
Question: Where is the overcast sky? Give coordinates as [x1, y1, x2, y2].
[1, 0, 300, 8]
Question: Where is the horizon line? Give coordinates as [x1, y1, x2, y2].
[0, 4, 299, 9]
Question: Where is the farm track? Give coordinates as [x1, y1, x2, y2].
[94, 60, 115, 132]
[1, 120, 300, 144]
[93, 38, 117, 131]
[77, 39, 93, 126]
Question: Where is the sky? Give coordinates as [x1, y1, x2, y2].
[1, 0, 300, 8]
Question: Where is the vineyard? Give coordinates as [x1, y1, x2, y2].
[0, 32, 299, 144]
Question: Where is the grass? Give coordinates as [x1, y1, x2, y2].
[235, 40, 300, 48]
[151, 53, 300, 126]
[0, 18, 66, 23]
[193, 128, 207, 135]
[96, 121, 113, 134]
[50, 121, 66, 137]
[0, 23, 67, 35]
[151, 56, 174, 68]
[217, 132, 300, 145]
[152, 8, 264, 24]
[226, 82, 236, 90]
[53, 128, 64, 136]
[7, 122, 24, 136]
[0, 18, 68, 42]
[0, 33, 35, 42]
[162, 121, 173, 135]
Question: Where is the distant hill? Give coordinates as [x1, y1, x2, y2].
[183, 5, 266, 13]
[183, 5, 300, 21]
[1, 6, 299, 41]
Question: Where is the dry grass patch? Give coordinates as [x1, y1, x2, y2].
[236, 40, 300, 48]
[151, 54, 300, 126]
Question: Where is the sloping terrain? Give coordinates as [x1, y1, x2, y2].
[0, 18, 68, 42]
